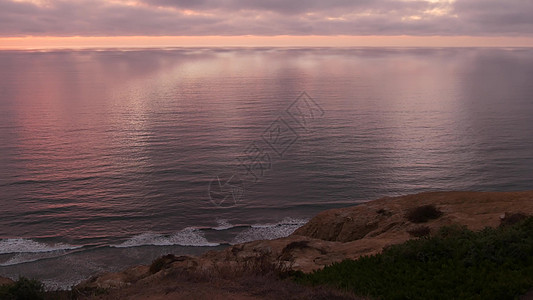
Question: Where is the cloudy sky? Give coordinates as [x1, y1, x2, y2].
[1, 0, 532, 47]
[1, 0, 532, 36]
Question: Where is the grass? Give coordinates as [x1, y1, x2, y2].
[294, 217, 533, 300]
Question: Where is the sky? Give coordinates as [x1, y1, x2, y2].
[1, 0, 533, 48]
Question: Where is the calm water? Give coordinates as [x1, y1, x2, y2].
[1, 47, 533, 287]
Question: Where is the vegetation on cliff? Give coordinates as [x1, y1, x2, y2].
[294, 216, 533, 300]
[0, 277, 45, 300]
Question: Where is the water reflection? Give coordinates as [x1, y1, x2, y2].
[0, 48, 532, 241]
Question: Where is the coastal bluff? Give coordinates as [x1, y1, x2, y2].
[75, 190, 533, 296]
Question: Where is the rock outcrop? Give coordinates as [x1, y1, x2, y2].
[76, 266, 150, 290]
[76, 190, 533, 292]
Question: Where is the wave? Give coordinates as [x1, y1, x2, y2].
[1, 217, 308, 257]
[110, 218, 307, 248]
[250, 217, 308, 228]
[0, 238, 81, 255]
[231, 217, 308, 244]
[0, 218, 307, 268]
[0, 251, 72, 267]
[112, 228, 220, 248]
[213, 219, 233, 231]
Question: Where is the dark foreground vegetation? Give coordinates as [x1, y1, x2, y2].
[294, 216, 533, 300]
[0, 277, 46, 300]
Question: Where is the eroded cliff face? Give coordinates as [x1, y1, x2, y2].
[77, 191, 533, 291]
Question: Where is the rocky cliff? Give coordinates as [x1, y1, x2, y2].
[75, 190, 533, 295]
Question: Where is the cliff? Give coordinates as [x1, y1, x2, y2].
[74, 191, 533, 298]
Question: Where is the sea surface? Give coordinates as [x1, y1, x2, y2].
[1, 47, 532, 288]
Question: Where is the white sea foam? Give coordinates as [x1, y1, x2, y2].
[250, 217, 308, 228]
[0, 238, 81, 255]
[213, 219, 233, 230]
[112, 228, 219, 248]
[1, 253, 58, 266]
[232, 217, 308, 244]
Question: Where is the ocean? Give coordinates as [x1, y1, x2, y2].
[1, 47, 532, 288]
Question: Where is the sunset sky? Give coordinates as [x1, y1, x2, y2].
[1, 0, 533, 48]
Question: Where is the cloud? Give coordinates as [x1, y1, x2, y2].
[0, 0, 532, 37]
[143, 0, 424, 15]
[453, 0, 533, 35]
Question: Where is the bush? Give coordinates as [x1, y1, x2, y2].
[294, 217, 533, 300]
[377, 208, 393, 217]
[150, 254, 178, 274]
[406, 204, 443, 223]
[0, 277, 45, 300]
[499, 212, 528, 227]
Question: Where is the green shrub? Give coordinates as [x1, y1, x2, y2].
[150, 254, 178, 274]
[295, 217, 533, 300]
[406, 204, 443, 223]
[0, 277, 45, 300]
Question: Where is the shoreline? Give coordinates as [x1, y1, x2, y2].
[2, 190, 533, 298]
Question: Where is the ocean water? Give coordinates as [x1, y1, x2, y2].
[1, 47, 532, 288]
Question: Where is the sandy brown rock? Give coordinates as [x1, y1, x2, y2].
[77, 265, 150, 290]
[0, 276, 14, 286]
[77, 190, 533, 298]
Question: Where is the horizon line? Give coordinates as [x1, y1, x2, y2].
[2, 35, 533, 50]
